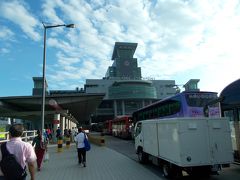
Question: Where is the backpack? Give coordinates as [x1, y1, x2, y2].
[0, 142, 26, 180]
[84, 134, 91, 151]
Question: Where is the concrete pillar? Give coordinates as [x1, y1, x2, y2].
[114, 100, 117, 117]
[53, 113, 60, 143]
[67, 119, 70, 129]
[60, 116, 65, 134]
[65, 118, 68, 130]
[122, 100, 125, 115]
[142, 100, 145, 108]
[69, 120, 72, 130]
[7, 118, 11, 125]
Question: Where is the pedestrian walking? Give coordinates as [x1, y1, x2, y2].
[72, 127, 77, 142]
[0, 123, 36, 180]
[68, 129, 72, 142]
[47, 128, 52, 142]
[44, 129, 49, 144]
[74, 127, 88, 167]
[32, 130, 47, 171]
[56, 127, 61, 139]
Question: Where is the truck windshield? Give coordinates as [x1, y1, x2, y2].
[134, 123, 142, 137]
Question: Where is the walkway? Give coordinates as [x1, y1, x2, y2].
[28, 144, 162, 180]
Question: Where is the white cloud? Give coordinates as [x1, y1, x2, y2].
[42, 1, 64, 24]
[38, 0, 240, 93]
[0, 0, 40, 41]
[0, 26, 14, 40]
[0, 26, 14, 54]
[0, 48, 10, 54]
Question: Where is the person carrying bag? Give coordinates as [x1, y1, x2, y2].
[32, 130, 47, 171]
[74, 127, 89, 167]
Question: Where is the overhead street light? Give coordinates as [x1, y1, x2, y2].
[41, 22, 75, 134]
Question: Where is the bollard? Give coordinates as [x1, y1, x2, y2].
[101, 138, 105, 144]
[65, 136, 70, 149]
[88, 135, 105, 146]
[57, 137, 63, 153]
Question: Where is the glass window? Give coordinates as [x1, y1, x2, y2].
[185, 93, 218, 107]
[224, 110, 234, 121]
[238, 108, 240, 121]
[116, 101, 122, 115]
[135, 122, 142, 137]
[125, 100, 142, 114]
[224, 110, 238, 152]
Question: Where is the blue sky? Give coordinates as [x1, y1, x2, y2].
[0, 0, 240, 97]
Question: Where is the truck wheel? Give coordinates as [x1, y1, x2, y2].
[138, 149, 148, 164]
[162, 163, 182, 178]
[163, 164, 171, 178]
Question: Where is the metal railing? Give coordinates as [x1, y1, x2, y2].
[0, 130, 37, 143]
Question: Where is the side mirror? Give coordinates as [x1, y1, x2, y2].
[133, 132, 136, 137]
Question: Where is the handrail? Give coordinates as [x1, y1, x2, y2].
[0, 130, 37, 143]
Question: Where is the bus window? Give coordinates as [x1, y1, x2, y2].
[153, 108, 158, 118]
[238, 108, 240, 121]
[185, 93, 218, 107]
[224, 110, 234, 121]
[224, 110, 237, 153]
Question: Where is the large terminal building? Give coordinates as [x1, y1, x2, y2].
[84, 42, 177, 122]
[0, 42, 185, 132]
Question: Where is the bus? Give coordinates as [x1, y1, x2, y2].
[132, 91, 220, 123]
[102, 120, 112, 135]
[112, 115, 133, 139]
[91, 122, 103, 132]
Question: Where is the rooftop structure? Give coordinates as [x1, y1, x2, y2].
[183, 79, 200, 91]
[85, 42, 177, 122]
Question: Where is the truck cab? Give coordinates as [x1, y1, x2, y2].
[134, 121, 150, 164]
[134, 122, 142, 147]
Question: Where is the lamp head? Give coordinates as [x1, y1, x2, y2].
[65, 24, 75, 28]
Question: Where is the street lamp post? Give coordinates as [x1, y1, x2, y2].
[41, 22, 74, 134]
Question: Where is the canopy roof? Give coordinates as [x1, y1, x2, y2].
[220, 79, 240, 107]
[0, 93, 104, 125]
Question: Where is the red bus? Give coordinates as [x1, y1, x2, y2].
[112, 115, 133, 139]
[102, 120, 112, 135]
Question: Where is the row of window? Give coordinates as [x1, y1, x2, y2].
[85, 84, 98, 88]
[223, 108, 240, 121]
[135, 100, 181, 121]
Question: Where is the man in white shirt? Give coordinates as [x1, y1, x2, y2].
[74, 127, 87, 167]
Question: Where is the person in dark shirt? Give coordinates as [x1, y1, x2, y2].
[56, 127, 61, 139]
[32, 130, 47, 171]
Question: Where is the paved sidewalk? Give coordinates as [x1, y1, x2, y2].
[27, 144, 162, 180]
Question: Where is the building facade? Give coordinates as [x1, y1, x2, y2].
[85, 42, 177, 122]
[220, 79, 240, 162]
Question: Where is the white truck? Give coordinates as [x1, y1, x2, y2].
[134, 117, 233, 178]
